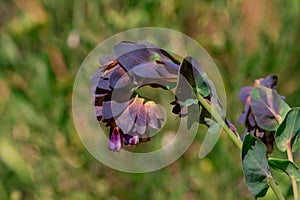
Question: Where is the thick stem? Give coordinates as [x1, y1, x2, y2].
[196, 93, 242, 150]
[267, 176, 285, 200]
[287, 140, 298, 200]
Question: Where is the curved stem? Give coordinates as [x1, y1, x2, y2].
[196, 93, 242, 150]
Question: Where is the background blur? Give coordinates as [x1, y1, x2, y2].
[1, 0, 300, 199]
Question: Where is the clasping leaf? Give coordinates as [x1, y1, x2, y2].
[268, 158, 300, 181]
[275, 108, 300, 152]
[242, 134, 271, 198]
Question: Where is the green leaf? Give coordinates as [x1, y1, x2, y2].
[175, 56, 205, 129]
[275, 108, 300, 152]
[176, 56, 225, 157]
[187, 103, 201, 129]
[179, 56, 210, 98]
[242, 134, 271, 198]
[175, 59, 198, 108]
[250, 86, 290, 131]
[268, 158, 300, 181]
[198, 82, 225, 158]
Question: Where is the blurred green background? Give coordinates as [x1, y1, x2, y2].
[1, 0, 300, 199]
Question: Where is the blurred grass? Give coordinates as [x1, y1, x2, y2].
[0, 0, 300, 199]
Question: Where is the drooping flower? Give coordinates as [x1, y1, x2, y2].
[238, 75, 279, 153]
[91, 41, 180, 151]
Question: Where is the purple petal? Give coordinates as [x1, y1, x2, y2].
[91, 68, 103, 86]
[152, 104, 163, 119]
[97, 77, 111, 91]
[135, 104, 148, 135]
[123, 134, 139, 146]
[114, 42, 152, 71]
[114, 41, 180, 74]
[159, 60, 180, 71]
[102, 100, 132, 120]
[102, 67, 115, 79]
[238, 87, 252, 102]
[108, 127, 122, 152]
[259, 75, 278, 89]
[99, 54, 116, 65]
[94, 106, 102, 117]
[129, 97, 144, 121]
[237, 98, 251, 124]
[225, 119, 239, 136]
[145, 102, 163, 129]
[116, 105, 134, 134]
[132, 62, 177, 81]
[113, 41, 143, 58]
[109, 65, 131, 89]
[237, 112, 247, 124]
[248, 111, 257, 127]
[137, 41, 179, 64]
[155, 65, 178, 80]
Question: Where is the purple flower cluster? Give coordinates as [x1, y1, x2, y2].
[91, 41, 180, 151]
[238, 75, 278, 153]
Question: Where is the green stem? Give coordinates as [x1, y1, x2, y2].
[267, 176, 285, 200]
[196, 93, 285, 200]
[196, 93, 242, 150]
[287, 140, 299, 200]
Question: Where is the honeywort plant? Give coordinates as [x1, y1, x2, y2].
[91, 41, 300, 200]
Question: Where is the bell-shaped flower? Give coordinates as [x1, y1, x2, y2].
[91, 41, 178, 151]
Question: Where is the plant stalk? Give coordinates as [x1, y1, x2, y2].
[196, 93, 242, 150]
[287, 140, 298, 200]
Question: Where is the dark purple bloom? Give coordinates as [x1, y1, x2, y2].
[238, 75, 278, 153]
[91, 41, 179, 152]
[238, 75, 278, 127]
